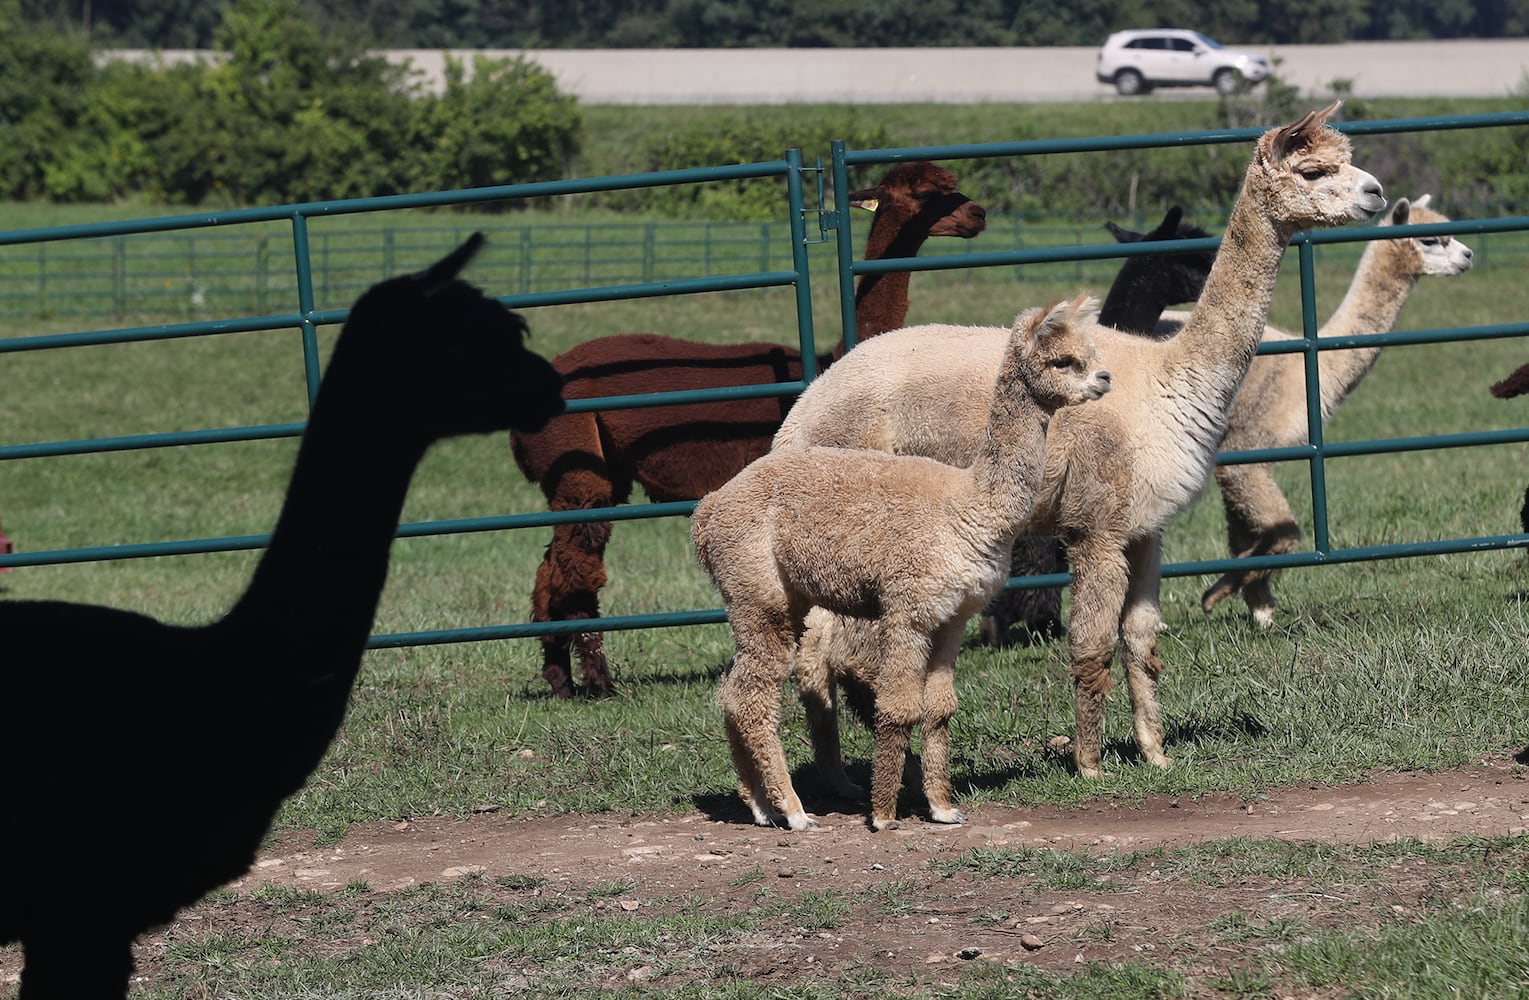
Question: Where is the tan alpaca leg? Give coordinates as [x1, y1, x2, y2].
[1203, 464, 1302, 629]
[1120, 534, 1172, 770]
[716, 615, 816, 830]
[796, 610, 867, 800]
[1066, 538, 1128, 778]
[868, 622, 931, 831]
[919, 622, 966, 824]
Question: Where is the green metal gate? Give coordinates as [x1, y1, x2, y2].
[2, 113, 1528, 650]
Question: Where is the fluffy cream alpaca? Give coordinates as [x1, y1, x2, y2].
[776, 102, 1385, 782]
[1196, 194, 1474, 626]
[693, 295, 1111, 830]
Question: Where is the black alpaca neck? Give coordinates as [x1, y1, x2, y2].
[219, 344, 428, 685]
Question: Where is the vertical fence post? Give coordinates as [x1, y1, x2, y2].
[831, 140, 857, 357]
[786, 147, 818, 382]
[289, 212, 323, 410]
[1297, 237, 1332, 557]
[112, 236, 126, 318]
[256, 234, 269, 313]
[514, 226, 529, 294]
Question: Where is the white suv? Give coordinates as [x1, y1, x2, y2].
[1095, 29, 1271, 96]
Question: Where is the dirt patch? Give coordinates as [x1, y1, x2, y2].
[5, 759, 1521, 994]
[203, 757, 1529, 986]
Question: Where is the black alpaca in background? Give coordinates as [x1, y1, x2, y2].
[0, 235, 565, 998]
[983, 206, 1215, 644]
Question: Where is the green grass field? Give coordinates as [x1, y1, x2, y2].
[2, 101, 1528, 997]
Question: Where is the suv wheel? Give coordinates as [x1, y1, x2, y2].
[1213, 68, 1242, 95]
[1114, 69, 1147, 96]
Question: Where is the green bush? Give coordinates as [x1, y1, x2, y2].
[410, 54, 584, 198]
[598, 109, 893, 220]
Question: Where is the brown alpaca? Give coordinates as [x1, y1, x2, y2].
[1490, 360, 1529, 536]
[1199, 195, 1474, 626]
[776, 103, 1385, 781]
[510, 162, 987, 698]
[694, 295, 1111, 830]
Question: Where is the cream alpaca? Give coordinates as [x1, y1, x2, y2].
[693, 295, 1111, 830]
[775, 103, 1385, 781]
[1196, 195, 1473, 626]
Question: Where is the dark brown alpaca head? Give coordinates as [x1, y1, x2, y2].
[1490, 361, 1529, 399]
[846, 161, 987, 343]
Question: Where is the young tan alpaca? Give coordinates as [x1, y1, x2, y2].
[775, 102, 1385, 781]
[693, 295, 1111, 830]
[1197, 195, 1474, 626]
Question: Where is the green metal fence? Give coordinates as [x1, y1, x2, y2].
[9, 214, 1529, 325]
[3, 112, 1528, 650]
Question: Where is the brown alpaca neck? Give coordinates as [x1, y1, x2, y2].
[1313, 240, 1418, 416]
[845, 211, 937, 350]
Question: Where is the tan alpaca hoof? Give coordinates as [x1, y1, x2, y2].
[1145, 752, 1174, 770]
[929, 806, 966, 825]
[1076, 764, 1112, 779]
[869, 816, 901, 832]
[1251, 607, 1277, 630]
[784, 812, 820, 832]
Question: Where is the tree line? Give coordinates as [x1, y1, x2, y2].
[1, 0, 583, 204]
[18, 0, 1529, 50]
[6, 0, 1528, 214]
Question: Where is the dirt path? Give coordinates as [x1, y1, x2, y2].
[242, 757, 1529, 899]
[199, 757, 1528, 986]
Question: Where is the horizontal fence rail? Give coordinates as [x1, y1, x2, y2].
[3, 112, 1528, 652]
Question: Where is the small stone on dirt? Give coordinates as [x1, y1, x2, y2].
[1020, 933, 1045, 951]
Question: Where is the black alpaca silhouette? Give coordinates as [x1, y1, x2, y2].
[0, 234, 565, 998]
[983, 207, 1215, 644]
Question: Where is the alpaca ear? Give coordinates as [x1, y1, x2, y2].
[414, 232, 486, 295]
[1268, 100, 1343, 161]
[1104, 220, 1140, 243]
[1413, 193, 1432, 209]
[847, 189, 880, 212]
[1150, 206, 1185, 239]
[1389, 198, 1412, 226]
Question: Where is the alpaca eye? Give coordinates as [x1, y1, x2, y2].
[1419, 237, 1441, 246]
[1050, 358, 1075, 370]
[1299, 168, 1326, 181]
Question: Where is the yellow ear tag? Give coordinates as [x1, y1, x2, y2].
[853, 198, 879, 212]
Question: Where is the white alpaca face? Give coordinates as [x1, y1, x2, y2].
[1416, 231, 1475, 276]
[1411, 214, 1475, 277]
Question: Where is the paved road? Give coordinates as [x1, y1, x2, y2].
[115, 41, 1529, 103]
[390, 41, 1529, 103]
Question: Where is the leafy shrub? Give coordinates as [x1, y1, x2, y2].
[601, 109, 892, 220]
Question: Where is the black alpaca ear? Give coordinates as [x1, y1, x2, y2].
[414, 232, 487, 295]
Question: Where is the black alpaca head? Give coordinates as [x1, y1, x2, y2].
[1098, 206, 1217, 338]
[330, 233, 565, 441]
[1104, 206, 1216, 308]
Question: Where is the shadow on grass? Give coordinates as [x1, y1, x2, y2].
[1515, 745, 1529, 766]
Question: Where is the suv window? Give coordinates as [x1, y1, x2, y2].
[1124, 37, 1167, 50]
[1169, 38, 1196, 52]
